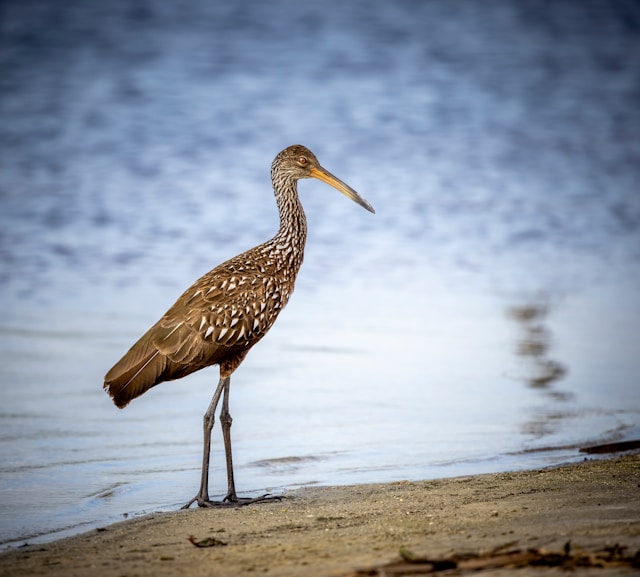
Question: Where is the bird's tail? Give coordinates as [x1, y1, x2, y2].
[104, 326, 169, 408]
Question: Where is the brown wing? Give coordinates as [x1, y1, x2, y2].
[103, 320, 171, 408]
[104, 256, 288, 408]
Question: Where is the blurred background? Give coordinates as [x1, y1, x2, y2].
[1, 0, 639, 548]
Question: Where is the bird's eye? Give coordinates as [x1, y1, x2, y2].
[298, 156, 308, 166]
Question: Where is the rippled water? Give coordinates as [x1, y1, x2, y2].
[1, 0, 639, 548]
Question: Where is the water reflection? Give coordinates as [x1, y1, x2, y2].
[508, 301, 567, 391]
[508, 299, 574, 440]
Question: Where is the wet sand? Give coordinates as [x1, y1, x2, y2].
[1, 454, 638, 576]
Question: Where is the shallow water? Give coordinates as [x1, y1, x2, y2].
[1, 0, 639, 548]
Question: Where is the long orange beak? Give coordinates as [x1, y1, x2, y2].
[310, 167, 375, 214]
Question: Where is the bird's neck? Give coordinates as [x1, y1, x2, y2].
[267, 179, 307, 275]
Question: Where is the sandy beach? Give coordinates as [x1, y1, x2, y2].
[1, 454, 638, 576]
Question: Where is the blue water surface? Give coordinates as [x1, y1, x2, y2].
[1, 0, 639, 548]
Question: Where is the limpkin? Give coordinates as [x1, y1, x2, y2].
[104, 145, 374, 508]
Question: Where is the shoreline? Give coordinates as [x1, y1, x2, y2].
[1, 454, 638, 576]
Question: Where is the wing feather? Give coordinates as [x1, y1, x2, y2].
[104, 252, 292, 408]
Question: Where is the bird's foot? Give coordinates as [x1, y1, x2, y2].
[181, 493, 282, 509]
[181, 495, 209, 509]
[223, 493, 282, 507]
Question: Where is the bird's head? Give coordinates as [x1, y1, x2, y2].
[272, 144, 375, 214]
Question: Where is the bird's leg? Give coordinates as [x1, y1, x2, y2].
[182, 369, 281, 509]
[220, 376, 238, 501]
[219, 376, 282, 506]
[181, 376, 227, 509]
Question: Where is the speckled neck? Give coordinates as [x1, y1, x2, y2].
[265, 172, 308, 278]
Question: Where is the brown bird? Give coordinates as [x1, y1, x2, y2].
[104, 145, 374, 508]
